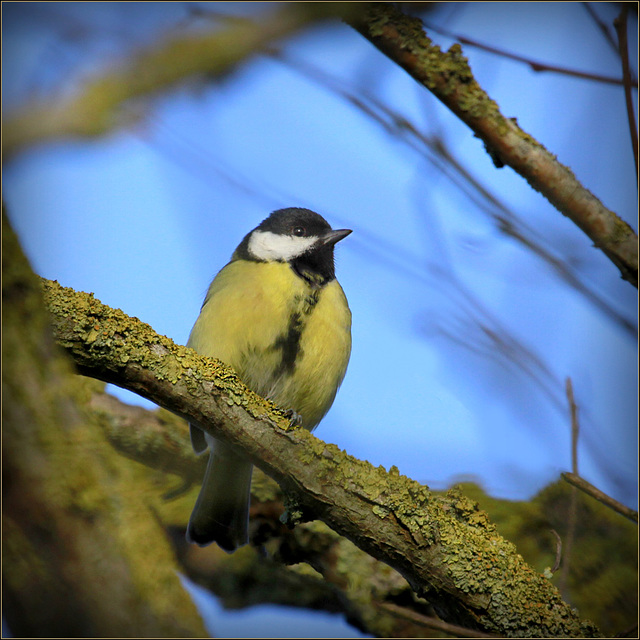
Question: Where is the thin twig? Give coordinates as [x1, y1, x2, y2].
[380, 602, 499, 638]
[565, 377, 580, 475]
[423, 20, 637, 88]
[582, 2, 624, 57]
[559, 485, 577, 598]
[614, 5, 639, 181]
[560, 378, 579, 595]
[549, 529, 563, 573]
[562, 472, 638, 524]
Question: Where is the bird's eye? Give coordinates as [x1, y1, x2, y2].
[293, 226, 306, 237]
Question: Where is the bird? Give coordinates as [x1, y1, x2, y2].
[186, 207, 352, 552]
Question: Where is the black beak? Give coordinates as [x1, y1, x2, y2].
[319, 228, 352, 247]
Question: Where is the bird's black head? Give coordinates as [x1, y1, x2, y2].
[235, 208, 351, 285]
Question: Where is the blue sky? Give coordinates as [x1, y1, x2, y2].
[3, 2, 637, 637]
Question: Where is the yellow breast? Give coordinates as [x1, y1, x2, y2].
[188, 260, 351, 429]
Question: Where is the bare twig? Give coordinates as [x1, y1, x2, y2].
[582, 2, 623, 57]
[562, 377, 638, 525]
[614, 5, 639, 181]
[380, 602, 499, 638]
[562, 472, 638, 524]
[565, 377, 580, 475]
[423, 20, 636, 87]
[560, 378, 578, 595]
[549, 529, 563, 574]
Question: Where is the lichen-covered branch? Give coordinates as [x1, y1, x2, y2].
[347, 3, 638, 287]
[1, 3, 364, 160]
[40, 278, 601, 637]
[87, 386, 636, 639]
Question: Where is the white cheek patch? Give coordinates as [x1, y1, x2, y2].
[248, 230, 317, 261]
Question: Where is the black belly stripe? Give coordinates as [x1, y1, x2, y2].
[272, 291, 319, 375]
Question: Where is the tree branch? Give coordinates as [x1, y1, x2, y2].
[346, 3, 638, 287]
[380, 602, 499, 638]
[92, 386, 476, 639]
[422, 20, 637, 87]
[1, 3, 364, 159]
[40, 277, 601, 637]
[614, 4, 639, 181]
[172, 514, 435, 638]
[561, 472, 638, 524]
[87, 384, 205, 485]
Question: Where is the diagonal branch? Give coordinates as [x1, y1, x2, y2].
[346, 3, 638, 288]
[562, 472, 638, 524]
[1, 3, 364, 160]
[40, 277, 601, 637]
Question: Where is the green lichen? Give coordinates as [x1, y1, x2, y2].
[372, 505, 389, 519]
[361, 3, 508, 127]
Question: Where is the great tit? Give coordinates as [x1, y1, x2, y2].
[186, 207, 352, 551]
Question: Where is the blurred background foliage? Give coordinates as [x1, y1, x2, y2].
[2, 2, 637, 637]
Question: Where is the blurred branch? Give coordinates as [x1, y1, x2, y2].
[566, 378, 580, 475]
[87, 386, 205, 485]
[549, 529, 562, 574]
[4, 2, 636, 287]
[2, 212, 207, 638]
[173, 511, 435, 638]
[40, 277, 602, 637]
[614, 5, 639, 180]
[582, 2, 624, 58]
[422, 20, 637, 87]
[380, 603, 498, 638]
[560, 378, 579, 595]
[1, 3, 364, 159]
[174, 536, 353, 617]
[347, 3, 638, 287]
[561, 472, 638, 524]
